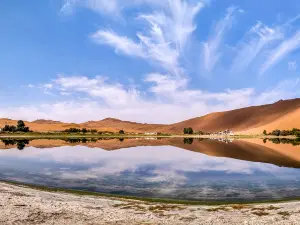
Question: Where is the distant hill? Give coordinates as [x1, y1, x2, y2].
[1, 98, 300, 134]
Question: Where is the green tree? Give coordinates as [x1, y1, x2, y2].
[119, 130, 125, 135]
[16, 120, 30, 132]
[188, 127, 193, 134]
[263, 130, 267, 135]
[81, 128, 88, 134]
[17, 120, 25, 130]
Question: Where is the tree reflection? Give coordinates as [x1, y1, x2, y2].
[1, 139, 30, 150]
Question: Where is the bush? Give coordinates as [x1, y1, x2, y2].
[64, 128, 81, 133]
[119, 130, 125, 135]
[1, 120, 31, 133]
[81, 128, 88, 134]
[183, 127, 193, 134]
[263, 130, 267, 135]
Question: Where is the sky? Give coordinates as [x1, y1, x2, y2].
[0, 0, 300, 124]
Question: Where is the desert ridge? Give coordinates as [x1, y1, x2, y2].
[0, 98, 300, 135]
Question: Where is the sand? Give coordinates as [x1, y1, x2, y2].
[1, 182, 300, 225]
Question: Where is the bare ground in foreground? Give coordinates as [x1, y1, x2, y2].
[1, 182, 300, 225]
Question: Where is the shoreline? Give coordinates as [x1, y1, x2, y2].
[3, 179, 300, 206]
[1, 181, 300, 224]
[0, 134, 297, 139]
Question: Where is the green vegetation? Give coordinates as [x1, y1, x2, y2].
[183, 127, 193, 134]
[119, 130, 125, 135]
[263, 130, 267, 135]
[1, 120, 31, 133]
[64, 127, 98, 134]
[268, 128, 300, 137]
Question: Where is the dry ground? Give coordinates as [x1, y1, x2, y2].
[1, 182, 300, 224]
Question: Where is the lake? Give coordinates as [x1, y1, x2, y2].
[0, 137, 300, 203]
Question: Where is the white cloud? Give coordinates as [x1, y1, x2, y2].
[231, 22, 283, 72]
[202, 6, 241, 72]
[60, 91, 71, 96]
[260, 30, 300, 75]
[91, 0, 204, 76]
[254, 78, 300, 105]
[91, 30, 146, 58]
[54, 75, 141, 106]
[5, 75, 298, 124]
[61, 0, 120, 15]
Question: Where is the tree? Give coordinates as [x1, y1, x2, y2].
[17, 120, 25, 130]
[263, 130, 267, 135]
[183, 127, 193, 134]
[91, 129, 98, 133]
[271, 129, 281, 136]
[296, 131, 300, 138]
[81, 128, 88, 134]
[119, 130, 125, 135]
[188, 127, 193, 134]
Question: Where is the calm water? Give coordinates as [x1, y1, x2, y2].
[0, 138, 300, 202]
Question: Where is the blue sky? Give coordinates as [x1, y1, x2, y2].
[0, 0, 300, 123]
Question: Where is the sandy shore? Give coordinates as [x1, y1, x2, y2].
[1, 182, 300, 224]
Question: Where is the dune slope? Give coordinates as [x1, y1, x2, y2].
[0, 98, 300, 134]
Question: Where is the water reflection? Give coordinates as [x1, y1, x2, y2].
[0, 138, 299, 202]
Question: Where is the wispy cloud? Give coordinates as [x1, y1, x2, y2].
[260, 30, 300, 75]
[231, 22, 283, 72]
[91, 0, 204, 76]
[91, 30, 146, 58]
[61, 0, 120, 15]
[202, 6, 241, 72]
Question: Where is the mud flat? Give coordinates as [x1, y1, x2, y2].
[1, 182, 300, 224]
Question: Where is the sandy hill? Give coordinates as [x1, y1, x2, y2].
[0, 98, 300, 134]
[160, 98, 300, 134]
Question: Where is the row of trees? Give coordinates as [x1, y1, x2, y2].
[64, 128, 126, 135]
[264, 128, 300, 137]
[64, 128, 98, 133]
[183, 127, 194, 134]
[2, 120, 31, 133]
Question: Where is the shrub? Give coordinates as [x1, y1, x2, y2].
[183, 127, 193, 134]
[81, 128, 88, 134]
[263, 130, 267, 135]
[119, 130, 125, 135]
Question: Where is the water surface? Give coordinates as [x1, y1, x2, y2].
[0, 138, 300, 202]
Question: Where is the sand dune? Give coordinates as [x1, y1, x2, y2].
[1, 98, 300, 134]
